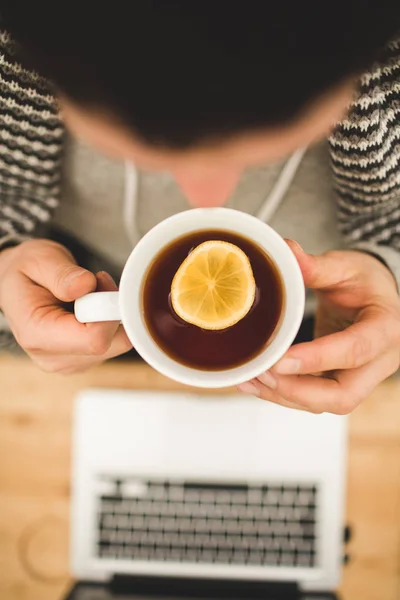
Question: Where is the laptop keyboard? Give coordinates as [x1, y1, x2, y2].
[96, 480, 318, 568]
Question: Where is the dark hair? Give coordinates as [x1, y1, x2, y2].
[2, 1, 400, 148]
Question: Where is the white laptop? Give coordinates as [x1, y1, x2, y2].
[66, 388, 348, 600]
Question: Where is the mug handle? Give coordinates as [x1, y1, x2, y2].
[74, 292, 121, 323]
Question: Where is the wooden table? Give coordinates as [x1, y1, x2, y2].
[0, 355, 399, 600]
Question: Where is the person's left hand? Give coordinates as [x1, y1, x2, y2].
[237, 241, 400, 414]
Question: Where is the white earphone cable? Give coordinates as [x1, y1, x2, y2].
[255, 147, 307, 223]
[123, 161, 139, 246]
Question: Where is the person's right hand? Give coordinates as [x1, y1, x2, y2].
[0, 239, 132, 373]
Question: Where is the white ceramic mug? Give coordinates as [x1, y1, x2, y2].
[75, 208, 305, 387]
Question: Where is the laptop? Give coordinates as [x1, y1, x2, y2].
[66, 389, 348, 600]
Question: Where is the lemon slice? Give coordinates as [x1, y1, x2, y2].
[170, 240, 256, 330]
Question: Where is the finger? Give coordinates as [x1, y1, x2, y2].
[89, 324, 132, 360]
[237, 380, 309, 412]
[286, 240, 348, 290]
[18, 240, 97, 302]
[285, 240, 375, 295]
[82, 270, 124, 352]
[94, 270, 118, 293]
[286, 240, 398, 301]
[31, 325, 133, 374]
[7, 271, 122, 355]
[272, 306, 399, 375]
[264, 351, 398, 415]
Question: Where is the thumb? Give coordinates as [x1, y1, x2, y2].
[286, 239, 354, 290]
[21, 242, 97, 302]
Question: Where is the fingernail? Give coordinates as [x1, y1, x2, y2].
[64, 267, 87, 285]
[274, 358, 302, 375]
[98, 271, 116, 287]
[237, 382, 259, 396]
[258, 371, 277, 389]
[287, 240, 304, 254]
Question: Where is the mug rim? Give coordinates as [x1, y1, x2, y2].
[119, 208, 305, 388]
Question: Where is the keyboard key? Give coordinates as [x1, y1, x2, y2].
[96, 478, 319, 568]
[280, 552, 296, 566]
[231, 550, 247, 564]
[265, 551, 279, 565]
[214, 550, 233, 563]
[297, 552, 313, 567]
[247, 551, 264, 564]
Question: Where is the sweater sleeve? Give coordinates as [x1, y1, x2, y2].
[329, 36, 400, 292]
[0, 31, 63, 351]
[0, 31, 63, 250]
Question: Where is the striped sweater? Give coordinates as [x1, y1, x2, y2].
[0, 30, 400, 349]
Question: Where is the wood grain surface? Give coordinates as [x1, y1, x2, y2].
[0, 355, 399, 600]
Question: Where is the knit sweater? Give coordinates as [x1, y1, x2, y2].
[0, 30, 400, 349]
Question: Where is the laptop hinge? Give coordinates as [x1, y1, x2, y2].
[110, 574, 300, 599]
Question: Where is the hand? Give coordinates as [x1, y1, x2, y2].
[238, 241, 400, 414]
[0, 239, 132, 373]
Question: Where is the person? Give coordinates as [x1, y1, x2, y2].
[0, 1, 399, 415]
